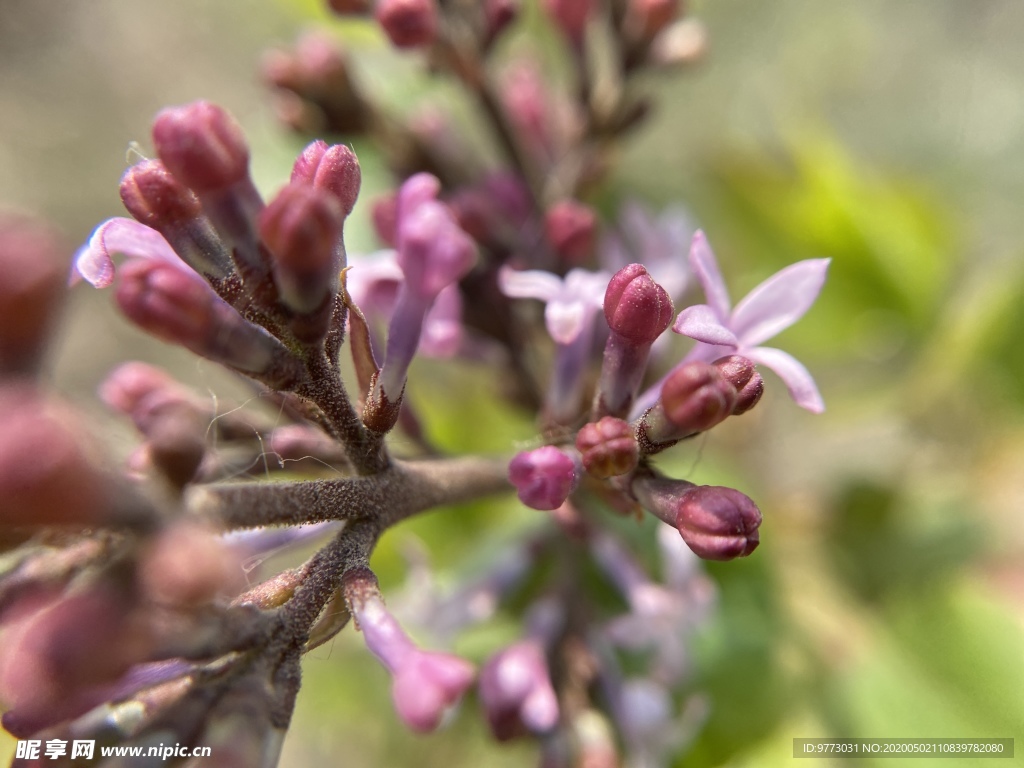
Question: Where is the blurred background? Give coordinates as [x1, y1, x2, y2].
[2, 0, 1023, 766]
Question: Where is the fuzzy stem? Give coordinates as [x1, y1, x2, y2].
[188, 455, 511, 530]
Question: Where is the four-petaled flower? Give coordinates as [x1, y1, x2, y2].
[672, 231, 829, 413]
[497, 266, 608, 345]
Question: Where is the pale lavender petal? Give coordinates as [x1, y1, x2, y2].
[730, 258, 830, 347]
[688, 231, 731, 320]
[73, 218, 184, 288]
[497, 265, 562, 301]
[745, 346, 825, 413]
[545, 299, 586, 345]
[672, 304, 739, 347]
[420, 284, 463, 357]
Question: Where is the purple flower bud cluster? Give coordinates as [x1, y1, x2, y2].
[0, 2, 832, 766]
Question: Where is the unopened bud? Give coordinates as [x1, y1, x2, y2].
[604, 264, 673, 344]
[0, 385, 107, 527]
[396, 200, 476, 300]
[375, 0, 439, 49]
[139, 522, 244, 606]
[660, 362, 735, 433]
[545, 200, 597, 264]
[291, 140, 362, 217]
[0, 214, 64, 375]
[575, 417, 638, 479]
[152, 101, 250, 193]
[260, 183, 345, 316]
[484, 0, 520, 45]
[625, 0, 679, 41]
[119, 160, 202, 226]
[144, 402, 207, 488]
[119, 160, 232, 279]
[508, 446, 578, 511]
[371, 193, 398, 246]
[114, 260, 302, 387]
[713, 355, 763, 414]
[542, 0, 595, 46]
[480, 640, 559, 740]
[632, 475, 761, 560]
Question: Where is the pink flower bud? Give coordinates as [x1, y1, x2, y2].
[152, 101, 250, 193]
[375, 0, 439, 49]
[119, 159, 202, 227]
[479, 640, 559, 740]
[542, 0, 595, 46]
[713, 355, 763, 414]
[114, 259, 301, 385]
[119, 161, 232, 279]
[260, 183, 345, 314]
[545, 200, 597, 264]
[391, 649, 476, 732]
[290, 140, 362, 218]
[98, 361, 179, 421]
[139, 522, 244, 606]
[575, 417, 638, 479]
[346, 570, 474, 733]
[508, 446, 578, 511]
[0, 587, 152, 727]
[484, 0, 520, 44]
[0, 385, 107, 527]
[396, 200, 476, 300]
[660, 362, 735, 434]
[604, 264, 673, 344]
[0, 214, 64, 375]
[633, 476, 761, 560]
[371, 193, 398, 246]
[625, 0, 679, 40]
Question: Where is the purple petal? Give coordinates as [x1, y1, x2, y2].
[73, 218, 184, 288]
[420, 284, 463, 357]
[688, 231, 731, 320]
[672, 304, 739, 347]
[730, 258, 830, 347]
[745, 346, 825, 413]
[497, 266, 562, 302]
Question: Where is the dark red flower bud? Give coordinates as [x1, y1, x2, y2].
[484, 0, 520, 45]
[260, 183, 345, 314]
[660, 362, 735, 433]
[139, 522, 244, 606]
[291, 140, 362, 218]
[119, 160, 202, 226]
[625, 0, 679, 40]
[575, 417, 638, 479]
[0, 385, 108, 528]
[152, 101, 250, 193]
[375, 0, 439, 49]
[545, 200, 597, 264]
[632, 475, 761, 560]
[713, 355, 763, 415]
[542, 0, 595, 46]
[604, 264, 673, 344]
[0, 214, 64, 376]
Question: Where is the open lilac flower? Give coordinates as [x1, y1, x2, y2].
[72, 218, 189, 288]
[498, 265, 608, 345]
[672, 231, 829, 413]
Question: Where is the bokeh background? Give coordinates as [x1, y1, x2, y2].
[2, 0, 1023, 766]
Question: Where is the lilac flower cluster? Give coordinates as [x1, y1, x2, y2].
[0, 2, 828, 766]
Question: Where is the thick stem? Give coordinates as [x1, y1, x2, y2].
[188, 455, 511, 530]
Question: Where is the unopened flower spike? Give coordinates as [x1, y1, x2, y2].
[671, 231, 829, 413]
